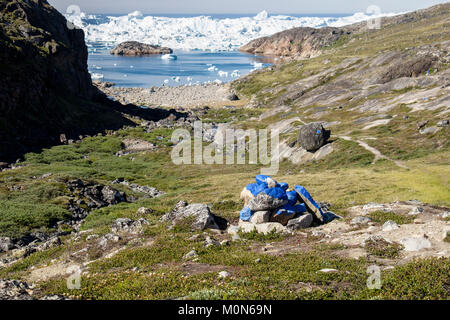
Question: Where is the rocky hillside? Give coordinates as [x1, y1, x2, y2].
[0, 0, 137, 163]
[240, 3, 450, 58]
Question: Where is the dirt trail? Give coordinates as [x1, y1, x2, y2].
[338, 135, 409, 169]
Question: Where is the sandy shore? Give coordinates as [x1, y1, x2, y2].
[94, 81, 241, 108]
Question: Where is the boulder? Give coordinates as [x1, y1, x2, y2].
[382, 220, 400, 232]
[137, 207, 153, 215]
[286, 213, 313, 230]
[298, 123, 331, 152]
[437, 120, 449, 127]
[399, 237, 432, 251]
[249, 211, 271, 224]
[111, 218, 149, 234]
[161, 201, 227, 230]
[0, 280, 34, 300]
[239, 221, 287, 235]
[0, 237, 14, 252]
[110, 41, 173, 56]
[248, 192, 288, 212]
[351, 216, 372, 225]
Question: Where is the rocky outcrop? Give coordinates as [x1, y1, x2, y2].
[240, 27, 347, 58]
[239, 3, 450, 59]
[110, 41, 172, 56]
[161, 201, 228, 230]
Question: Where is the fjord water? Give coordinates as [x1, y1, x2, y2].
[76, 12, 393, 88]
[88, 48, 272, 87]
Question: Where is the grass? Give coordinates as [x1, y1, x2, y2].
[365, 238, 404, 259]
[368, 211, 414, 225]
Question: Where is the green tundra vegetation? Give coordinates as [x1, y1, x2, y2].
[0, 3, 449, 300]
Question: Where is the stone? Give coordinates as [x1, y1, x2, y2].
[220, 240, 230, 246]
[204, 236, 220, 248]
[419, 126, 439, 135]
[298, 122, 331, 152]
[317, 268, 338, 273]
[351, 216, 372, 225]
[382, 220, 400, 232]
[137, 207, 153, 215]
[110, 41, 172, 56]
[417, 120, 429, 129]
[98, 233, 121, 247]
[226, 93, 239, 101]
[111, 218, 149, 234]
[441, 211, 450, 219]
[437, 120, 449, 127]
[255, 258, 262, 263]
[408, 207, 424, 215]
[286, 213, 313, 230]
[250, 211, 271, 224]
[218, 271, 230, 278]
[0, 280, 34, 300]
[239, 221, 287, 235]
[183, 250, 198, 260]
[248, 193, 288, 212]
[0, 237, 14, 252]
[161, 202, 227, 231]
[399, 237, 432, 251]
[227, 225, 240, 235]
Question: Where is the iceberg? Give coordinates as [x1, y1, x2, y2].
[66, 11, 399, 52]
[90, 73, 104, 80]
[161, 54, 177, 60]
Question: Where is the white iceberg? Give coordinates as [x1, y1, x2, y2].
[161, 54, 177, 60]
[218, 71, 228, 77]
[90, 73, 104, 80]
[66, 11, 398, 52]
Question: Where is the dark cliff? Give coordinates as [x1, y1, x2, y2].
[0, 0, 134, 162]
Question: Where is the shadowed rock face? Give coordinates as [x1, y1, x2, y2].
[0, 0, 176, 162]
[110, 41, 173, 56]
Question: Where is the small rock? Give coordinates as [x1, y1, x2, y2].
[286, 213, 313, 230]
[218, 271, 230, 279]
[0, 237, 14, 252]
[417, 120, 429, 129]
[408, 207, 424, 215]
[318, 268, 338, 273]
[351, 216, 371, 225]
[137, 207, 153, 215]
[437, 120, 449, 127]
[220, 240, 230, 246]
[227, 225, 240, 235]
[204, 236, 220, 248]
[414, 218, 424, 224]
[188, 234, 201, 241]
[441, 211, 450, 219]
[231, 234, 241, 242]
[255, 258, 261, 263]
[249, 211, 271, 224]
[399, 237, 432, 252]
[183, 250, 198, 260]
[382, 220, 399, 232]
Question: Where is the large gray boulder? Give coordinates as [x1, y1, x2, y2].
[298, 123, 331, 152]
[161, 201, 227, 230]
